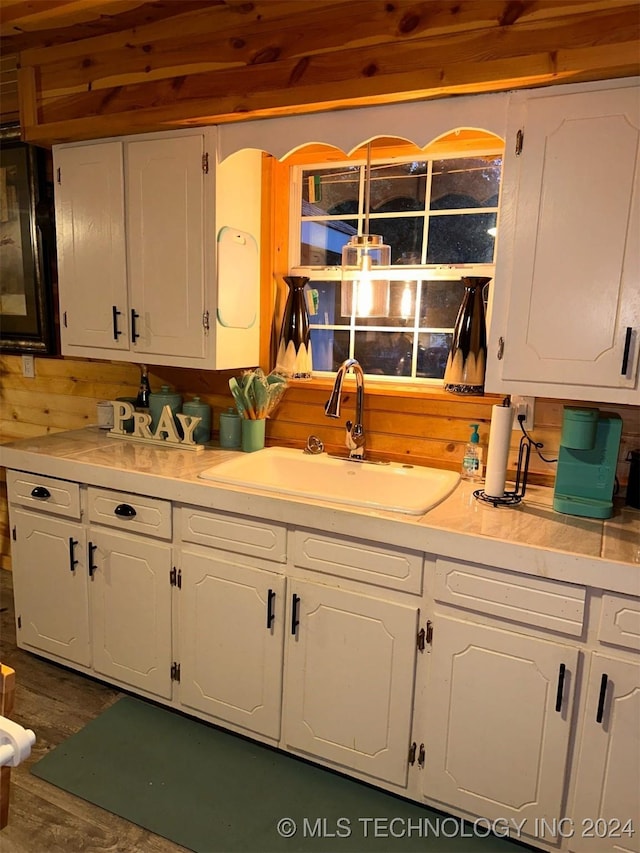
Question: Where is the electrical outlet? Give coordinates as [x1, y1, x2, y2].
[511, 395, 535, 431]
[22, 355, 35, 379]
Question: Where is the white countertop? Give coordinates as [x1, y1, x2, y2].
[2, 428, 639, 596]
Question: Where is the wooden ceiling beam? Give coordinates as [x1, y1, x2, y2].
[8, 0, 639, 146]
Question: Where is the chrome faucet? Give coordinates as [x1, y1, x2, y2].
[324, 358, 366, 459]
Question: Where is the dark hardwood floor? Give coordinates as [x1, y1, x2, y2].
[0, 568, 189, 852]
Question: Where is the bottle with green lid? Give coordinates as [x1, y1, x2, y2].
[461, 423, 483, 481]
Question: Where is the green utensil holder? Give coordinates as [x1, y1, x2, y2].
[241, 418, 265, 453]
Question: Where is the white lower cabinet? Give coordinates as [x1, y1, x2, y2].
[282, 578, 419, 787]
[569, 653, 640, 853]
[10, 507, 90, 667]
[179, 546, 285, 740]
[88, 527, 172, 698]
[8, 464, 640, 853]
[423, 617, 579, 836]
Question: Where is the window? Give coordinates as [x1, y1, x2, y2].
[288, 140, 503, 382]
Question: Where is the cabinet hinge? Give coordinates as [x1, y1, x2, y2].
[17, 616, 21, 630]
[408, 741, 417, 765]
[425, 620, 434, 646]
[202, 152, 209, 174]
[417, 743, 425, 768]
[515, 129, 524, 156]
[56, 167, 61, 184]
[202, 310, 210, 333]
[417, 628, 425, 651]
[12, 526, 16, 541]
[63, 311, 68, 328]
[169, 567, 182, 589]
[171, 662, 181, 682]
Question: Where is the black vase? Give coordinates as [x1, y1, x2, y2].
[443, 276, 490, 394]
[276, 276, 312, 379]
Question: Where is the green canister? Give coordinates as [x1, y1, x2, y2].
[219, 407, 241, 448]
[149, 385, 182, 435]
[182, 396, 211, 445]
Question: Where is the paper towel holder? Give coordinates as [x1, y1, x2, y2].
[473, 429, 533, 507]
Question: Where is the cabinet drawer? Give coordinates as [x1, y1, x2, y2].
[435, 558, 586, 637]
[6, 470, 81, 520]
[293, 529, 423, 594]
[179, 506, 286, 563]
[598, 592, 640, 652]
[88, 487, 171, 540]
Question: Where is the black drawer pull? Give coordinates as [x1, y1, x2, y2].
[112, 305, 122, 340]
[68, 537, 78, 571]
[555, 663, 566, 712]
[114, 503, 136, 518]
[621, 326, 632, 375]
[88, 541, 97, 577]
[131, 309, 140, 343]
[31, 486, 51, 500]
[291, 594, 300, 636]
[596, 673, 608, 724]
[267, 589, 276, 629]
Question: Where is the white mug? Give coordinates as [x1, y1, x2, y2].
[96, 401, 114, 429]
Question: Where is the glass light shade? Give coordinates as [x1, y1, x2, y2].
[341, 234, 391, 317]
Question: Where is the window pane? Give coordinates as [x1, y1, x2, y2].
[302, 167, 360, 215]
[309, 328, 350, 371]
[355, 280, 417, 327]
[416, 332, 453, 378]
[307, 280, 350, 326]
[419, 280, 465, 327]
[426, 212, 497, 264]
[354, 331, 414, 377]
[430, 157, 502, 209]
[370, 216, 424, 263]
[300, 219, 356, 265]
[369, 161, 427, 212]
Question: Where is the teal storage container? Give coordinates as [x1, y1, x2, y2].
[149, 385, 182, 435]
[182, 396, 211, 445]
[219, 407, 241, 448]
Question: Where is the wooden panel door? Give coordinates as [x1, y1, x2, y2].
[501, 85, 640, 397]
[569, 653, 640, 853]
[89, 528, 172, 698]
[179, 548, 285, 739]
[283, 579, 418, 787]
[54, 141, 129, 352]
[11, 508, 90, 666]
[424, 616, 579, 839]
[126, 132, 209, 359]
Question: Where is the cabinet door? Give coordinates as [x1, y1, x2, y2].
[500, 86, 640, 397]
[54, 142, 129, 352]
[179, 548, 285, 739]
[126, 133, 208, 359]
[89, 528, 172, 698]
[569, 653, 640, 853]
[283, 579, 418, 787]
[424, 617, 579, 836]
[11, 508, 90, 666]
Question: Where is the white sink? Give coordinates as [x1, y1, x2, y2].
[199, 447, 459, 515]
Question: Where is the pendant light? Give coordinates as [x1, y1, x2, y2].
[341, 142, 391, 318]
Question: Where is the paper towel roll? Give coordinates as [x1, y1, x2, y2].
[484, 403, 514, 497]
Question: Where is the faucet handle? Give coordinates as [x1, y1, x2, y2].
[304, 434, 325, 455]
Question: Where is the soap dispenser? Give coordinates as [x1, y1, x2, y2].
[461, 423, 483, 481]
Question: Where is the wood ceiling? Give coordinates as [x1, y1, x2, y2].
[1, 1, 639, 146]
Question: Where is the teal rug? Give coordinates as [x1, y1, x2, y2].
[32, 696, 532, 852]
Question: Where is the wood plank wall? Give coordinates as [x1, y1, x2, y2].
[1, 353, 638, 570]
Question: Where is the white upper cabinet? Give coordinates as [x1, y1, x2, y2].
[53, 128, 261, 369]
[55, 141, 129, 351]
[487, 79, 640, 405]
